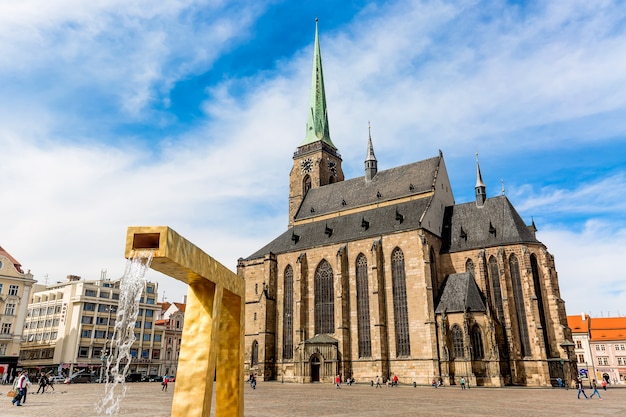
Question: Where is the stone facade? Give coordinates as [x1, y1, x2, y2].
[238, 25, 573, 387]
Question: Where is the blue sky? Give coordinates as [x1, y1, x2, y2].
[1, 0, 625, 317]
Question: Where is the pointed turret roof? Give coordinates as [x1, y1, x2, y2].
[301, 20, 335, 148]
[475, 152, 486, 189]
[365, 128, 376, 161]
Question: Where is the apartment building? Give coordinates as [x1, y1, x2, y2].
[0, 246, 36, 382]
[20, 274, 165, 379]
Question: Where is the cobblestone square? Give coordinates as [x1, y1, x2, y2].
[2, 382, 624, 416]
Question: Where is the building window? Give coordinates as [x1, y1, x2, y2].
[576, 340, 582, 349]
[356, 254, 372, 358]
[9, 285, 19, 296]
[143, 334, 151, 341]
[615, 344, 625, 351]
[47, 306, 54, 314]
[578, 354, 585, 363]
[0, 344, 6, 355]
[130, 349, 138, 358]
[144, 321, 152, 329]
[81, 316, 93, 324]
[84, 303, 96, 311]
[146, 298, 155, 304]
[4, 303, 16, 316]
[303, 175, 312, 195]
[1, 323, 12, 334]
[600, 344, 606, 351]
[81, 330, 92, 338]
[145, 309, 154, 317]
[598, 357, 608, 366]
[146, 286, 154, 293]
[0, 283, 3, 294]
[465, 259, 475, 278]
[530, 254, 551, 357]
[79, 347, 89, 357]
[488, 256, 505, 323]
[95, 330, 107, 338]
[282, 265, 294, 360]
[471, 325, 484, 359]
[618, 357, 625, 366]
[154, 334, 161, 342]
[314, 259, 335, 335]
[100, 292, 109, 299]
[85, 289, 96, 297]
[452, 325, 464, 359]
[135, 321, 142, 328]
[152, 349, 160, 359]
[392, 248, 411, 357]
[251, 340, 259, 366]
[510, 254, 531, 356]
[141, 349, 149, 358]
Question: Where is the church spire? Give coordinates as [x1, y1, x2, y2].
[365, 122, 378, 182]
[475, 152, 486, 206]
[301, 19, 335, 148]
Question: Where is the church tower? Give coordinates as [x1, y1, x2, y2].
[288, 20, 344, 226]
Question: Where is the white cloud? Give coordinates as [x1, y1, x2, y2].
[1, 0, 626, 312]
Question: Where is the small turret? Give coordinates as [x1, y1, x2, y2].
[475, 152, 486, 206]
[365, 123, 378, 182]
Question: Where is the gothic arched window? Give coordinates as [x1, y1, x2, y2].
[466, 258, 475, 278]
[314, 259, 335, 334]
[356, 254, 372, 357]
[303, 175, 312, 195]
[452, 325, 464, 359]
[251, 340, 259, 366]
[391, 248, 411, 357]
[531, 254, 551, 357]
[471, 325, 484, 360]
[489, 256, 505, 323]
[430, 248, 438, 302]
[510, 254, 531, 356]
[283, 265, 294, 359]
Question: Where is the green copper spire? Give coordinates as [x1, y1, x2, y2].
[301, 19, 335, 148]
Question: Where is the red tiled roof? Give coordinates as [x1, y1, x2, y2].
[590, 317, 626, 341]
[0, 245, 24, 273]
[174, 302, 186, 312]
[567, 314, 590, 333]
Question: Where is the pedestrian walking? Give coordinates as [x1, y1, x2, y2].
[460, 377, 466, 390]
[577, 378, 589, 399]
[590, 379, 602, 400]
[161, 375, 169, 392]
[392, 374, 398, 387]
[36, 372, 47, 394]
[335, 375, 341, 388]
[601, 378, 607, 391]
[375, 375, 381, 388]
[11, 370, 28, 406]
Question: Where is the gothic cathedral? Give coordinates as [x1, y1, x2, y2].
[237, 23, 573, 387]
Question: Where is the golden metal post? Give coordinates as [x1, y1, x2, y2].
[125, 226, 244, 417]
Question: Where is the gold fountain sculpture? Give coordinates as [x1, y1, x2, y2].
[125, 226, 244, 417]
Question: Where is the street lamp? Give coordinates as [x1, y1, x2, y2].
[560, 340, 575, 390]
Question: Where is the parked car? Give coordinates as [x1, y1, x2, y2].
[71, 373, 95, 383]
[147, 375, 163, 382]
[167, 376, 176, 382]
[50, 375, 66, 384]
[125, 373, 142, 382]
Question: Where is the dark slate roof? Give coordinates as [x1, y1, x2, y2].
[295, 156, 440, 220]
[440, 195, 538, 254]
[304, 334, 338, 344]
[245, 197, 431, 260]
[435, 272, 486, 314]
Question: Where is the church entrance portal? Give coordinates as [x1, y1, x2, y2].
[310, 355, 321, 382]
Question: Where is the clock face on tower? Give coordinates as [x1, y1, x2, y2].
[300, 158, 313, 174]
